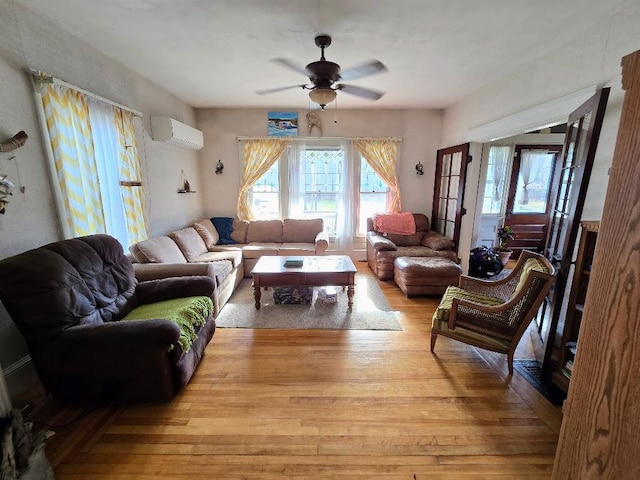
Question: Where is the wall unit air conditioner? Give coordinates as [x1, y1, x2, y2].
[150, 116, 204, 150]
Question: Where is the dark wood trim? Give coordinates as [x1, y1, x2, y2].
[431, 142, 470, 251]
[553, 49, 640, 479]
[541, 87, 610, 383]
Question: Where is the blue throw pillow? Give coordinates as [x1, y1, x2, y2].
[211, 217, 237, 244]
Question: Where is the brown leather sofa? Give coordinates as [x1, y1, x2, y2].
[366, 213, 457, 281]
[0, 234, 216, 404]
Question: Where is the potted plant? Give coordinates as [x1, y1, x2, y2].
[496, 225, 515, 266]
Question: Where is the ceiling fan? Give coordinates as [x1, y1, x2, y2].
[256, 34, 387, 109]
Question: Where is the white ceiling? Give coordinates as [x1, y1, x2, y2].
[19, 0, 625, 109]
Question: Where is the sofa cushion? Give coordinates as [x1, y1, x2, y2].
[282, 218, 323, 243]
[247, 220, 283, 243]
[421, 231, 455, 251]
[231, 219, 249, 244]
[242, 243, 281, 259]
[211, 217, 237, 245]
[208, 260, 233, 288]
[193, 219, 219, 249]
[192, 250, 243, 269]
[278, 243, 317, 256]
[384, 231, 426, 247]
[131, 236, 187, 264]
[170, 227, 208, 262]
[433, 285, 504, 323]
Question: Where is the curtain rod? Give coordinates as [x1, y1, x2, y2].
[31, 70, 143, 118]
[236, 136, 403, 142]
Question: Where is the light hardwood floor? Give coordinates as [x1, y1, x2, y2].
[38, 263, 562, 479]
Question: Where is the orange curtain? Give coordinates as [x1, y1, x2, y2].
[353, 138, 402, 212]
[237, 138, 291, 221]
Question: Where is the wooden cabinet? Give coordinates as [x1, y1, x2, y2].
[550, 220, 599, 392]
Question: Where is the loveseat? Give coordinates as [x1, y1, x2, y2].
[129, 217, 329, 316]
[366, 213, 457, 281]
[0, 235, 216, 404]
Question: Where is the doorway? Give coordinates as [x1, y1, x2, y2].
[472, 134, 565, 253]
[504, 145, 562, 258]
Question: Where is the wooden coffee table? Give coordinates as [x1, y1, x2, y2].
[250, 255, 357, 310]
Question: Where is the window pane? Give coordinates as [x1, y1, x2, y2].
[445, 221, 455, 238]
[250, 161, 280, 219]
[448, 177, 459, 198]
[300, 148, 343, 235]
[513, 152, 555, 214]
[438, 201, 447, 219]
[440, 176, 449, 196]
[359, 160, 388, 235]
[442, 154, 451, 176]
[447, 200, 457, 221]
[451, 152, 462, 175]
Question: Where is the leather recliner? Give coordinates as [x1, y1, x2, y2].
[0, 234, 216, 404]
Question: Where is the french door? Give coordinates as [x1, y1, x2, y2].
[431, 143, 471, 252]
[539, 87, 610, 377]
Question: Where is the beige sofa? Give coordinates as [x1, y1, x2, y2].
[227, 218, 329, 276]
[129, 217, 329, 316]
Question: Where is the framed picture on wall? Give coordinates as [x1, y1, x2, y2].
[268, 112, 298, 137]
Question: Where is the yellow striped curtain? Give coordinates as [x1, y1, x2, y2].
[353, 139, 402, 212]
[41, 84, 106, 237]
[237, 138, 291, 221]
[115, 109, 148, 244]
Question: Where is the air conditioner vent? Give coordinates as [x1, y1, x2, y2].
[150, 116, 203, 150]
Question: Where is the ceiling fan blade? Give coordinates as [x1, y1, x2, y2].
[339, 60, 387, 81]
[337, 84, 385, 101]
[271, 58, 308, 76]
[256, 84, 306, 95]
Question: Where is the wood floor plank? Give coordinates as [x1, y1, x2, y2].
[36, 263, 562, 478]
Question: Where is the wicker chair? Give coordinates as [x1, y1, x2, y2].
[431, 250, 556, 375]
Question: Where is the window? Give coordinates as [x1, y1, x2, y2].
[481, 146, 510, 214]
[248, 140, 390, 241]
[35, 78, 148, 248]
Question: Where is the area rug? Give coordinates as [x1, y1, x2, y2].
[215, 277, 401, 330]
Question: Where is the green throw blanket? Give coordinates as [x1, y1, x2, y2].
[123, 296, 213, 352]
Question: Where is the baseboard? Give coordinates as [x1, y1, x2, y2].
[4, 355, 32, 377]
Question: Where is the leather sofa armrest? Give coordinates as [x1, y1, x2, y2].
[58, 319, 181, 349]
[136, 276, 215, 304]
[133, 262, 216, 282]
[314, 230, 330, 254]
[366, 232, 397, 251]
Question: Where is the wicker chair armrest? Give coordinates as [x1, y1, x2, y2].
[458, 275, 515, 300]
[449, 297, 513, 336]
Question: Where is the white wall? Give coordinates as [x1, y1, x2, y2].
[196, 108, 444, 220]
[0, 1, 205, 403]
[443, 1, 640, 268]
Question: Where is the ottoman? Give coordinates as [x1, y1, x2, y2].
[393, 256, 463, 297]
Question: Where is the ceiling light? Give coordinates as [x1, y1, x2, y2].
[308, 88, 336, 109]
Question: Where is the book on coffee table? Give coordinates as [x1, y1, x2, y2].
[283, 256, 304, 267]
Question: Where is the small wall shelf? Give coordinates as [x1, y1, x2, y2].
[177, 190, 196, 194]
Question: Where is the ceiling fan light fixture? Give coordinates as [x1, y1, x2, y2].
[309, 88, 336, 109]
